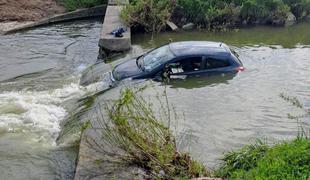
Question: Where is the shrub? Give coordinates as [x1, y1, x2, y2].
[240, 0, 290, 25]
[283, 0, 310, 18]
[176, 0, 209, 25]
[206, 4, 241, 30]
[120, 0, 177, 32]
[97, 88, 209, 178]
[121, 0, 310, 31]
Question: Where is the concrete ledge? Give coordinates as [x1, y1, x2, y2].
[98, 5, 131, 59]
[1, 5, 107, 35]
[74, 128, 145, 180]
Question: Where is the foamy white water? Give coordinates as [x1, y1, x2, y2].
[0, 83, 94, 142]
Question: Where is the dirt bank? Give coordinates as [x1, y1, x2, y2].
[0, 0, 65, 22]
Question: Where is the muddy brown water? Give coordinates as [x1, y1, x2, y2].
[0, 20, 310, 179]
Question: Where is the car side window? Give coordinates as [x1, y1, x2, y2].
[167, 57, 203, 74]
[205, 58, 230, 69]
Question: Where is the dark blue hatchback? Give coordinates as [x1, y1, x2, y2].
[112, 41, 244, 81]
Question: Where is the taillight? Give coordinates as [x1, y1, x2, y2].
[236, 66, 245, 72]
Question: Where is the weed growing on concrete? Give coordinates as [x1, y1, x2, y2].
[97, 87, 209, 179]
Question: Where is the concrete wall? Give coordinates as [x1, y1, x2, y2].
[1, 5, 107, 35]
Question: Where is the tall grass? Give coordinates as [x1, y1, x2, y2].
[216, 94, 310, 179]
[216, 138, 310, 179]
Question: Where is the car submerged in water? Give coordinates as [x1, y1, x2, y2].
[111, 41, 244, 81]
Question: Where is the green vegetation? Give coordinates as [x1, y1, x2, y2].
[121, 0, 310, 32]
[98, 88, 209, 179]
[216, 94, 310, 179]
[216, 137, 310, 179]
[58, 0, 108, 11]
[120, 0, 177, 32]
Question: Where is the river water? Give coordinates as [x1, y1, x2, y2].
[0, 20, 102, 180]
[0, 20, 310, 179]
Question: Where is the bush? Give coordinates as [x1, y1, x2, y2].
[283, 0, 310, 18]
[59, 0, 108, 11]
[121, 0, 310, 31]
[206, 4, 241, 30]
[176, 0, 209, 25]
[240, 0, 290, 24]
[121, 0, 177, 32]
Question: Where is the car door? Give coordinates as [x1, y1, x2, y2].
[164, 56, 205, 79]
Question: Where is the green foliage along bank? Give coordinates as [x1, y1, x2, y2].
[216, 94, 310, 179]
[216, 137, 310, 179]
[58, 0, 108, 11]
[121, 0, 310, 32]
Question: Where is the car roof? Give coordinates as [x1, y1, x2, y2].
[169, 41, 231, 57]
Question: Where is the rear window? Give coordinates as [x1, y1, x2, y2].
[206, 58, 230, 69]
[230, 48, 243, 65]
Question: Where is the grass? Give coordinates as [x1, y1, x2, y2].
[95, 87, 209, 179]
[216, 93, 310, 179]
[216, 137, 310, 179]
[58, 0, 108, 11]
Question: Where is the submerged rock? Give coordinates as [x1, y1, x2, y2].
[285, 12, 296, 26]
[182, 23, 195, 30]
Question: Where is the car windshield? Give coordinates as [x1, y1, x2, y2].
[138, 45, 175, 72]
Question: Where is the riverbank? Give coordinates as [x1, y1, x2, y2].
[121, 0, 310, 32]
[216, 137, 310, 179]
[0, 0, 65, 22]
[0, 0, 108, 34]
[0, 0, 63, 33]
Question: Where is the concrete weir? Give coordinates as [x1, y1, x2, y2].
[74, 1, 135, 179]
[98, 0, 131, 59]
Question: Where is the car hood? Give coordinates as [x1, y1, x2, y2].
[113, 58, 143, 80]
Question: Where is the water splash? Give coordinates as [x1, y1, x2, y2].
[0, 83, 88, 143]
